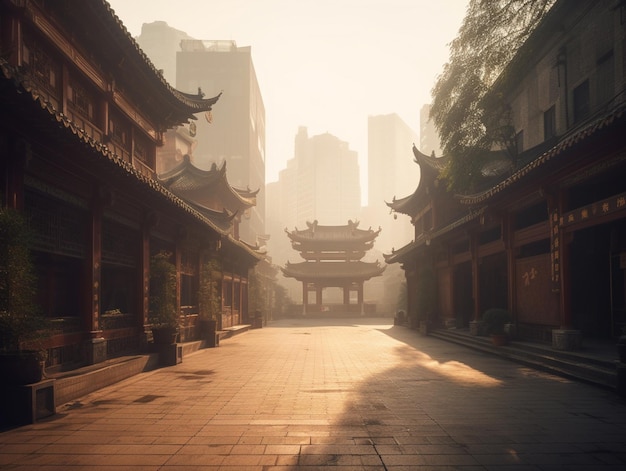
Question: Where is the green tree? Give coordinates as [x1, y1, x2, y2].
[198, 257, 221, 320]
[431, 0, 555, 192]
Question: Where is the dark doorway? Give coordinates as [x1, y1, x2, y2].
[453, 262, 473, 327]
[570, 224, 616, 339]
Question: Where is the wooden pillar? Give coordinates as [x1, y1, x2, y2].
[85, 186, 106, 364]
[470, 232, 480, 321]
[504, 214, 516, 317]
[557, 192, 573, 329]
[302, 282, 308, 315]
[316, 285, 322, 306]
[5, 138, 29, 210]
[343, 285, 350, 306]
[551, 190, 581, 350]
[358, 282, 364, 315]
[139, 220, 151, 340]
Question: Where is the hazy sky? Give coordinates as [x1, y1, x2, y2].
[107, 0, 468, 194]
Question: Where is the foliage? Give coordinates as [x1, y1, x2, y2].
[198, 257, 221, 320]
[431, 0, 555, 192]
[272, 282, 292, 318]
[0, 208, 49, 352]
[481, 308, 511, 335]
[149, 251, 178, 328]
[248, 270, 266, 316]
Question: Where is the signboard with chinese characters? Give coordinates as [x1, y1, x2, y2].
[550, 208, 560, 284]
[561, 192, 626, 229]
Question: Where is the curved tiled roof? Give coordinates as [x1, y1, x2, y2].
[97, 0, 222, 117]
[286, 220, 381, 244]
[412, 144, 449, 172]
[386, 145, 446, 215]
[159, 157, 257, 211]
[457, 101, 626, 205]
[383, 206, 486, 264]
[281, 261, 385, 281]
[40, 1, 221, 126]
[0, 58, 244, 242]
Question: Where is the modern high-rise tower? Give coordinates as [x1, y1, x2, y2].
[176, 39, 266, 245]
[266, 127, 361, 268]
[134, 21, 193, 87]
[364, 113, 419, 252]
[136, 24, 266, 245]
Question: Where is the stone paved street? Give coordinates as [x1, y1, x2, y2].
[1, 317, 626, 470]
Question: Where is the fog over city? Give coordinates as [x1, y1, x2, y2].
[107, 0, 468, 202]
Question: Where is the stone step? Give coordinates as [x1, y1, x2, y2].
[429, 329, 618, 391]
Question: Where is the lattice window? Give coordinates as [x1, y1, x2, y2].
[68, 78, 96, 120]
[25, 190, 86, 259]
[21, 33, 60, 99]
[109, 111, 131, 150]
[133, 135, 149, 163]
[102, 218, 137, 267]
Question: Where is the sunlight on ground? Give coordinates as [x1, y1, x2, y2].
[411, 350, 503, 387]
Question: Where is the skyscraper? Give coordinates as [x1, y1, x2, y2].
[134, 21, 193, 87]
[136, 25, 266, 245]
[266, 127, 361, 268]
[176, 39, 265, 245]
[364, 113, 419, 252]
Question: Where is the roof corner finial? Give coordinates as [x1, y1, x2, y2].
[197, 87, 205, 98]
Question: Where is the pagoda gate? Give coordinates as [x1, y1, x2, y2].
[282, 220, 384, 315]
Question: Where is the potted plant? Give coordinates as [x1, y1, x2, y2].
[149, 251, 179, 345]
[0, 208, 50, 384]
[197, 257, 221, 347]
[481, 308, 511, 346]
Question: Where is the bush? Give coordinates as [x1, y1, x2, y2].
[149, 251, 178, 328]
[0, 208, 49, 353]
[481, 308, 511, 335]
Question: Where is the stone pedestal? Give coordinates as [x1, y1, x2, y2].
[205, 333, 219, 348]
[87, 337, 107, 365]
[470, 320, 482, 336]
[1, 379, 56, 426]
[552, 329, 582, 351]
[158, 343, 182, 366]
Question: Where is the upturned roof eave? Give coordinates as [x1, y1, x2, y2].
[0, 57, 233, 238]
[92, 1, 221, 125]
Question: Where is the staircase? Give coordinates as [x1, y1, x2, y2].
[429, 328, 618, 390]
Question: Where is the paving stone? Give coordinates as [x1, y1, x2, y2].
[1, 317, 626, 469]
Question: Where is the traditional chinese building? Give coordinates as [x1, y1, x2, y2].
[282, 220, 384, 315]
[0, 0, 262, 371]
[385, 0, 626, 350]
[160, 157, 259, 241]
[159, 156, 262, 327]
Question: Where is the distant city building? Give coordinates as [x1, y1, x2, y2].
[265, 127, 361, 270]
[136, 26, 266, 246]
[420, 104, 443, 157]
[135, 21, 193, 87]
[176, 39, 266, 245]
[363, 113, 418, 253]
[289, 127, 361, 227]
